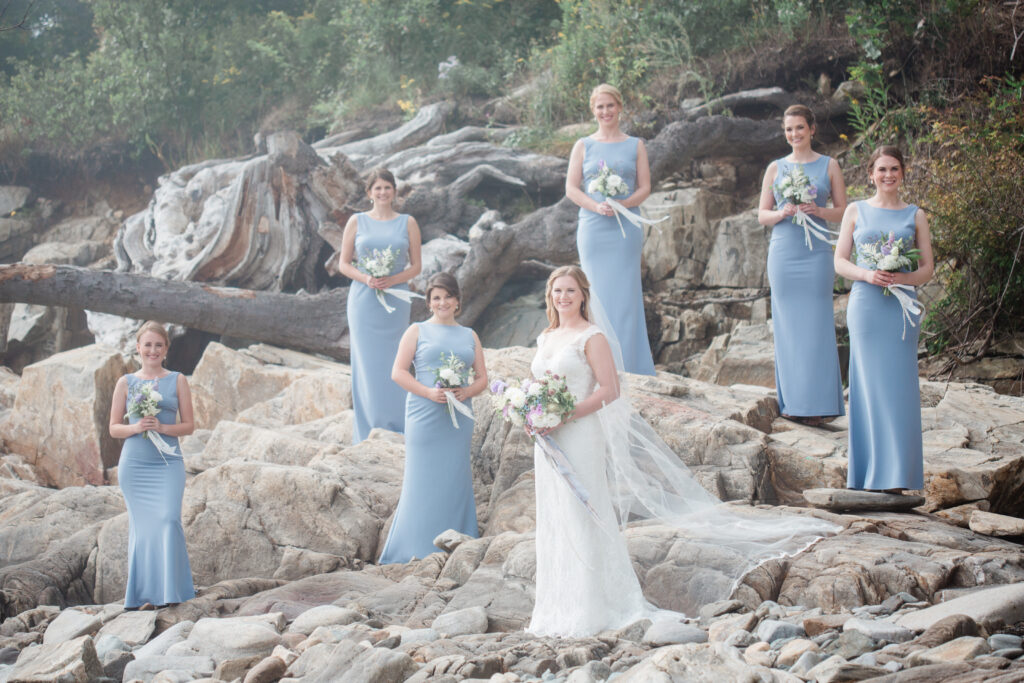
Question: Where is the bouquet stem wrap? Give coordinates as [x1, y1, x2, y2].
[144, 430, 179, 465]
[537, 434, 612, 536]
[605, 197, 668, 238]
[373, 288, 424, 314]
[442, 390, 474, 429]
[886, 283, 924, 340]
[793, 210, 839, 250]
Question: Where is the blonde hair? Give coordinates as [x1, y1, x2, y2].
[135, 321, 170, 347]
[544, 265, 591, 331]
[589, 83, 623, 109]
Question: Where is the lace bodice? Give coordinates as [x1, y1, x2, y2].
[531, 326, 603, 400]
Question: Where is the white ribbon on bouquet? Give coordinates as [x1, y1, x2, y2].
[886, 283, 925, 340]
[372, 287, 425, 314]
[144, 430, 179, 465]
[792, 209, 839, 250]
[443, 390, 474, 429]
[604, 197, 669, 238]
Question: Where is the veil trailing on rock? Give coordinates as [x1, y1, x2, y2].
[586, 294, 840, 614]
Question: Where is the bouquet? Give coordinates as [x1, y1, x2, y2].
[775, 164, 836, 249]
[433, 351, 476, 428]
[857, 231, 924, 338]
[585, 160, 666, 238]
[126, 382, 179, 462]
[356, 247, 424, 313]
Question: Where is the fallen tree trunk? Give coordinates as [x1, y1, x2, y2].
[0, 264, 352, 360]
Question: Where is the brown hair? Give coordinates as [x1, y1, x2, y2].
[544, 265, 591, 331]
[364, 168, 397, 194]
[783, 104, 816, 129]
[135, 321, 170, 347]
[589, 83, 624, 109]
[867, 145, 906, 174]
[425, 272, 461, 313]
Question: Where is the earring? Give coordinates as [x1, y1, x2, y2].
[370, 198, 375, 205]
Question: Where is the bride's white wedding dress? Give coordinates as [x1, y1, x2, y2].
[528, 324, 840, 637]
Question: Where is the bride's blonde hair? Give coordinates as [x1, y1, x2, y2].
[544, 265, 591, 331]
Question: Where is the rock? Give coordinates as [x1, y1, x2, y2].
[804, 654, 888, 683]
[708, 612, 758, 642]
[701, 210, 769, 288]
[896, 583, 1024, 632]
[777, 638, 818, 667]
[7, 634, 103, 682]
[640, 188, 733, 284]
[969, 510, 1024, 536]
[804, 488, 926, 511]
[94, 610, 157, 647]
[843, 617, 916, 643]
[989, 634, 1024, 650]
[0, 345, 134, 487]
[827, 629, 878, 659]
[169, 616, 283, 662]
[616, 641, 778, 681]
[913, 614, 981, 648]
[743, 641, 774, 667]
[100, 649, 133, 680]
[908, 635, 991, 665]
[129, 620, 195, 659]
[804, 613, 852, 636]
[213, 655, 262, 681]
[0, 186, 31, 215]
[476, 287, 548, 350]
[433, 529, 475, 553]
[698, 599, 745, 622]
[431, 606, 489, 636]
[21, 240, 107, 267]
[193, 420, 340, 471]
[42, 608, 102, 645]
[122, 654, 216, 681]
[642, 620, 708, 646]
[244, 655, 288, 683]
[288, 605, 364, 636]
[689, 323, 776, 389]
[234, 369, 352, 428]
[790, 649, 825, 676]
[755, 618, 804, 643]
[565, 660, 612, 683]
[935, 501, 991, 528]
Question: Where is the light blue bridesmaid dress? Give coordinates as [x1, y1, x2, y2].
[577, 136, 656, 376]
[119, 372, 195, 608]
[378, 322, 478, 564]
[846, 202, 924, 490]
[348, 213, 411, 443]
[767, 155, 845, 417]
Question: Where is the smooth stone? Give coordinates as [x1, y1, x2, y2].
[433, 528, 474, 553]
[288, 606, 363, 635]
[132, 620, 194, 659]
[213, 655, 261, 681]
[0, 648, 17, 665]
[755, 619, 804, 643]
[431, 606, 489, 637]
[804, 654, 888, 683]
[804, 613, 852, 636]
[743, 641, 774, 667]
[94, 610, 157, 647]
[722, 629, 756, 648]
[992, 647, 1024, 659]
[803, 488, 925, 511]
[968, 510, 1024, 536]
[400, 628, 439, 646]
[851, 652, 878, 666]
[92, 633, 128, 661]
[989, 634, 1024, 650]
[565, 660, 612, 683]
[7, 634, 103, 682]
[708, 612, 757, 642]
[909, 636, 991, 665]
[844, 617, 916, 643]
[896, 583, 1024, 631]
[123, 655, 217, 681]
[42, 608, 102, 645]
[777, 638, 818, 667]
[828, 629, 878, 659]
[642, 621, 708, 646]
[790, 649, 824, 676]
[244, 655, 288, 683]
[102, 649, 134, 680]
[912, 614, 981, 648]
[698, 599, 745, 622]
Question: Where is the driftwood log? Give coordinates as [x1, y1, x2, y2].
[0, 264, 352, 360]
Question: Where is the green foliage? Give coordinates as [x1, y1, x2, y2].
[916, 76, 1024, 357]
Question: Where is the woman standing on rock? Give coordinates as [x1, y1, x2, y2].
[758, 104, 847, 425]
[378, 272, 487, 564]
[835, 146, 933, 492]
[109, 321, 195, 610]
[337, 168, 422, 443]
[565, 83, 656, 376]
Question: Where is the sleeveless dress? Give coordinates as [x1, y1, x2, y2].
[577, 137, 656, 376]
[348, 213, 411, 443]
[529, 326, 649, 636]
[378, 322, 478, 564]
[767, 155, 845, 417]
[119, 372, 195, 608]
[846, 202, 924, 490]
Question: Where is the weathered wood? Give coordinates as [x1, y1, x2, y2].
[0, 264, 352, 360]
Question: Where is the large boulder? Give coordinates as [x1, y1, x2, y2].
[701, 210, 769, 288]
[688, 322, 776, 388]
[641, 188, 733, 284]
[0, 345, 134, 487]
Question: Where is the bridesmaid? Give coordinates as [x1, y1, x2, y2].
[108, 321, 195, 609]
[834, 146, 934, 491]
[378, 272, 488, 564]
[758, 104, 847, 425]
[565, 83, 656, 375]
[337, 168, 422, 443]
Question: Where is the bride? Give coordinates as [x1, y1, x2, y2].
[528, 265, 839, 637]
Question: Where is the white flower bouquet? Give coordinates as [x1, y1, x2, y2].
[433, 351, 476, 428]
[490, 371, 575, 432]
[775, 164, 836, 249]
[126, 381, 178, 462]
[585, 159, 667, 238]
[857, 231, 924, 338]
[358, 246, 401, 313]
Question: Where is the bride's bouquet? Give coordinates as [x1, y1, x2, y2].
[433, 351, 475, 428]
[356, 246, 423, 313]
[857, 231, 924, 338]
[490, 371, 575, 432]
[126, 382, 178, 463]
[586, 160, 666, 238]
[775, 164, 836, 249]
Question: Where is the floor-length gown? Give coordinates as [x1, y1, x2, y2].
[119, 372, 195, 608]
[348, 213, 411, 443]
[846, 202, 924, 490]
[529, 326, 649, 636]
[378, 322, 478, 564]
[577, 137, 656, 376]
[767, 155, 844, 417]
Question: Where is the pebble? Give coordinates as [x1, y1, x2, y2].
[989, 634, 1023, 650]
[789, 650, 824, 676]
[755, 619, 804, 643]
